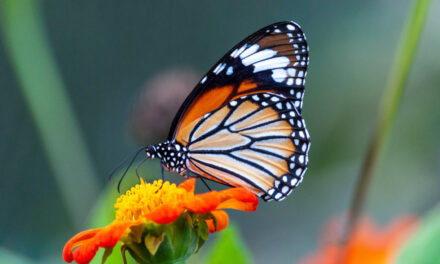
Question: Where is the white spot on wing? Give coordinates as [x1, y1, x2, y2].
[201, 76, 207, 84]
[226, 66, 234, 76]
[272, 69, 287, 83]
[253, 57, 290, 73]
[290, 178, 298, 186]
[242, 49, 277, 66]
[240, 44, 259, 59]
[231, 44, 247, 58]
[213, 63, 226, 75]
[287, 68, 297, 76]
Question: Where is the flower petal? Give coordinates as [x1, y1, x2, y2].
[178, 178, 196, 192]
[63, 228, 101, 263]
[72, 240, 99, 264]
[184, 192, 221, 214]
[206, 210, 229, 233]
[96, 223, 129, 248]
[216, 188, 259, 211]
[63, 223, 129, 264]
[147, 204, 185, 224]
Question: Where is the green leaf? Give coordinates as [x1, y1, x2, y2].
[396, 206, 440, 264]
[205, 224, 253, 264]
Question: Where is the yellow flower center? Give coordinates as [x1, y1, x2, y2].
[114, 179, 189, 223]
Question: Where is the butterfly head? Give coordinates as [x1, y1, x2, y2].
[146, 140, 188, 174]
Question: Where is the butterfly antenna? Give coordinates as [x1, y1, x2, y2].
[108, 147, 146, 193]
[108, 146, 146, 181]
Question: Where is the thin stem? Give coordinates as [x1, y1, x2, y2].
[343, 0, 432, 244]
[0, 0, 99, 227]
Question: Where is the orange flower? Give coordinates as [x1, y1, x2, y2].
[299, 216, 419, 264]
[63, 178, 258, 264]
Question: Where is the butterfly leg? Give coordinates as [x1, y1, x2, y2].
[199, 177, 212, 192]
[135, 159, 147, 180]
[160, 161, 165, 181]
[155, 161, 165, 193]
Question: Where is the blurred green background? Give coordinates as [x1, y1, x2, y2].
[0, 0, 439, 263]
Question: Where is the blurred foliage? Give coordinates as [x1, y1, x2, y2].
[205, 225, 253, 264]
[0, 248, 35, 264]
[0, 0, 99, 227]
[345, 0, 432, 242]
[396, 205, 440, 264]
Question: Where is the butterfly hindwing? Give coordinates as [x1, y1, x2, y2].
[183, 92, 310, 201]
[169, 21, 309, 141]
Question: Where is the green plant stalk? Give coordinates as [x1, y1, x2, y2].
[1, 0, 99, 227]
[344, 0, 432, 243]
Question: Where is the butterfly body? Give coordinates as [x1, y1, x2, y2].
[146, 21, 310, 201]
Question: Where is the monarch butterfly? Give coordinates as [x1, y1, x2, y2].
[145, 21, 310, 201]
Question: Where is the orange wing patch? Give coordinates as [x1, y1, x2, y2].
[252, 138, 294, 157]
[225, 100, 259, 125]
[175, 85, 234, 139]
[233, 149, 289, 177]
[174, 80, 277, 144]
[189, 129, 250, 151]
[182, 94, 304, 196]
[189, 154, 273, 193]
[191, 106, 230, 140]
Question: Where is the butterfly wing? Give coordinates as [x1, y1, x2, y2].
[184, 93, 310, 201]
[169, 21, 309, 143]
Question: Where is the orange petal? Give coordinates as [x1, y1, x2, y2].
[63, 228, 101, 263]
[178, 178, 196, 192]
[72, 240, 99, 264]
[216, 188, 259, 211]
[63, 223, 129, 264]
[184, 192, 221, 214]
[147, 204, 185, 224]
[206, 210, 229, 233]
[95, 222, 129, 248]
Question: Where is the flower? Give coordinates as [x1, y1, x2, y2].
[63, 178, 258, 264]
[299, 215, 419, 264]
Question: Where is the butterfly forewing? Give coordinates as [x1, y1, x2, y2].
[169, 21, 309, 141]
[183, 93, 310, 201]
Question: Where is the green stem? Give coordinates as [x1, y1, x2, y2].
[0, 0, 99, 227]
[343, 0, 432, 243]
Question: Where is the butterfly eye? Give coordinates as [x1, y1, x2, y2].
[147, 145, 156, 154]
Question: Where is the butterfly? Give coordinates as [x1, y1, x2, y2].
[145, 21, 310, 201]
